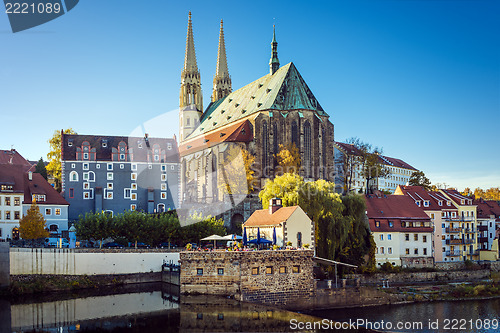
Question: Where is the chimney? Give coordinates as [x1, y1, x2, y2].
[269, 197, 282, 214]
[28, 171, 33, 181]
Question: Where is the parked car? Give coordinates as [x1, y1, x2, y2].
[159, 242, 178, 249]
[102, 242, 123, 249]
[45, 237, 69, 248]
[135, 242, 150, 249]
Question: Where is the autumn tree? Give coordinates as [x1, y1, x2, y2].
[47, 128, 76, 192]
[19, 200, 49, 244]
[473, 187, 500, 201]
[408, 171, 432, 190]
[275, 143, 301, 175]
[219, 144, 256, 196]
[34, 158, 48, 180]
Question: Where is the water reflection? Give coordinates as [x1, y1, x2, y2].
[2, 284, 367, 333]
[311, 298, 500, 333]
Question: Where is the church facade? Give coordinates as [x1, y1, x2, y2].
[178, 13, 335, 226]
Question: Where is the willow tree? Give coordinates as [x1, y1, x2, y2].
[275, 143, 301, 175]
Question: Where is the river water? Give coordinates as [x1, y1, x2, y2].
[2, 284, 498, 332]
[311, 298, 500, 333]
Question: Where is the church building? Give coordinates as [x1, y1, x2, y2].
[178, 13, 335, 226]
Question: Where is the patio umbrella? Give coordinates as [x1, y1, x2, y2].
[200, 234, 224, 249]
[272, 227, 277, 245]
[248, 238, 272, 244]
[243, 229, 247, 246]
[257, 228, 261, 243]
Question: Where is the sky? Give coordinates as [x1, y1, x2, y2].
[0, 0, 499, 191]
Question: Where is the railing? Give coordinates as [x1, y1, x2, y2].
[463, 239, 474, 244]
[463, 228, 476, 233]
[443, 217, 475, 222]
[445, 227, 461, 233]
[445, 250, 462, 256]
[446, 239, 463, 245]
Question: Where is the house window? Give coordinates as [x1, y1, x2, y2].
[55, 209, 61, 216]
[69, 188, 74, 198]
[131, 193, 137, 201]
[161, 183, 167, 191]
[131, 173, 137, 180]
[171, 165, 175, 170]
[406, 248, 410, 255]
[279, 266, 287, 274]
[131, 183, 137, 190]
[161, 192, 167, 200]
[14, 197, 20, 206]
[167, 143, 172, 150]
[14, 211, 20, 220]
[120, 163, 124, 169]
[124, 189, 131, 199]
[252, 267, 259, 275]
[423, 235, 427, 243]
[131, 164, 137, 171]
[423, 248, 427, 255]
[196, 268, 203, 275]
[217, 268, 224, 275]
[83, 172, 89, 181]
[292, 265, 300, 273]
[71, 163, 75, 168]
[83, 153, 89, 160]
[106, 192, 113, 200]
[107, 173, 113, 180]
[69, 171, 78, 182]
[388, 221, 394, 228]
[388, 247, 392, 254]
[96, 164, 100, 169]
[380, 247, 385, 254]
[414, 248, 419, 255]
[161, 165, 167, 172]
[375, 221, 380, 228]
[5, 197, 10, 206]
[161, 174, 167, 181]
[405, 234, 409, 241]
[266, 266, 273, 275]
[387, 234, 392, 240]
[148, 164, 153, 169]
[5, 211, 10, 220]
[120, 154, 125, 161]
[107, 163, 113, 170]
[84, 192, 90, 199]
[130, 204, 136, 211]
[380, 234, 384, 241]
[107, 183, 113, 190]
[83, 163, 89, 170]
[414, 234, 418, 241]
[45, 208, 51, 215]
[83, 182, 90, 189]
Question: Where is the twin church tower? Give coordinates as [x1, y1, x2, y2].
[179, 12, 279, 142]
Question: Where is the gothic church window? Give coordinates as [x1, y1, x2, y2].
[304, 121, 311, 177]
[262, 121, 269, 172]
[291, 121, 298, 147]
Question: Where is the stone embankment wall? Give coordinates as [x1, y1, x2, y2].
[353, 269, 491, 285]
[0, 242, 9, 287]
[10, 248, 179, 275]
[179, 250, 314, 308]
[314, 286, 404, 309]
[434, 261, 500, 271]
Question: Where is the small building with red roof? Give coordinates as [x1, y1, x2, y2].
[242, 198, 314, 249]
[365, 193, 433, 268]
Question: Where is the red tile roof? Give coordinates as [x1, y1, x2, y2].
[441, 189, 473, 206]
[0, 149, 33, 171]
[23, 173, 69, 206]
[243, 206, 299, 227]
[475, 199, 500, 219]
[179, 119, 254, 155]
[0, 164, 25, 193]
[365, 194, 430, 219]
[396, 185, 458, 211]
[334, 143, 416, 170]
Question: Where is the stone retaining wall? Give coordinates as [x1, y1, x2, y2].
[0, 242, 9, 287]
[179, 250, 315, 307]
[353, 269, 491, 285]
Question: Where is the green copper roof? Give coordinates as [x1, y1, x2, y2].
[187, 62, 327, 139]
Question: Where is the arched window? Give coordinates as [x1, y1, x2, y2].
[322, 127, 327, 178]
[262, 121, 269, 173]
[157, 204, 165, 213]
[291, 121, 298, 147]
[304, 121, 311, 177]
[297, 232, 302, 248]
[69, 171, 78, 182]
[273, 123, 278, 155]
[88, 171, 95, 182]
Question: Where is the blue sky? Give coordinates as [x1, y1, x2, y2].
[0, 0, 498, 190]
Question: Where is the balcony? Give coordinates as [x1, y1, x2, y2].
[463, 228, 476, 233]
[443, 217, 475, 222]
[463, 239, 474, 245]
[445, 227, 461, 233]
[446, 239, 463, 245]
[445, 250, 462, 256]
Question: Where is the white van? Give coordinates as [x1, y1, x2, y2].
[45, 237, 70, 248]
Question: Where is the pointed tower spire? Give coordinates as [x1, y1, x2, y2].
[184, 11, 198, 72]
[270, 24, 280, 75]
[180, 11, 203, 142]
[212, 19, 232, 102]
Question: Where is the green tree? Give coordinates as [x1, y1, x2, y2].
[75, 211, 114, 248]
[275, 143, 301, 175]
[259, 172, 303, 208]
[115, 211, 149, 248]
[408, 170, 432, 190]
[34, 158, 48, 180]
[47, 128, 77, 192]
[19, 200, 49, 244]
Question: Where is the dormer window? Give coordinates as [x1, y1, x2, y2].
[424, 201, 429, 207]
[68, 140, 73, 147]
[102, 139, 108, 148]
[461, 199, 465, 205]
[438, 200, 443, 206]
[375, 221, 380, 228]
[416, 200, 421, 207]
[447, 201, 451, 206]
[388, 221, 394, 228]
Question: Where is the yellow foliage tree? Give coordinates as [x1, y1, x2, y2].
[275, 143, 301, 175]
[219, 145, 256, 196]
[19, 200, 49, 242]
[47, 128, 77, 192]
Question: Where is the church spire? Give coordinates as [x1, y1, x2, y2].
[212, 19, 232, 102]
[184, 11, 198, 72]
[269, 24, 280, 75]
[179, 11, 203, 141]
